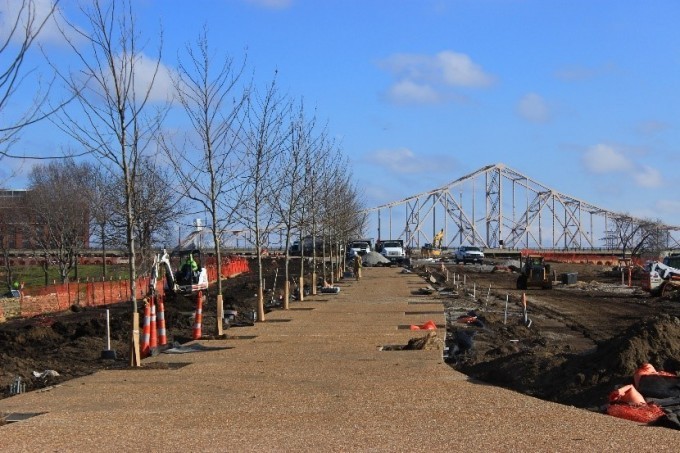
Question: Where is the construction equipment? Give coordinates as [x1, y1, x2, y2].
[420, 243, 441, 258]
[421, 229, 445, 258]
[643, 255, 680, 297]
[516, 255, 553, 290]
[433, 229, 444, 249]
[151, 248, 209, 296]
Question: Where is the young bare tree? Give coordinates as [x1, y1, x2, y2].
[269, 100, 319, 309]
[56, 0, 167, 365]
[239, 75, 290, 322]
[162, 29, 248, 335]
[24, 159, 94, 284]
[1, 0, 63, 161]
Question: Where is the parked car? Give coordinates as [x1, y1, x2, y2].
[454, 246, 485, 264]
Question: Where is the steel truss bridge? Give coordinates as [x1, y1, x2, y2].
[363, 163, 680, 252]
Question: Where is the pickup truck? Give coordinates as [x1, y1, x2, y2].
[454, 246, 485, 264]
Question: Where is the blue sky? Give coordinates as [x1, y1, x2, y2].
[3, 0, 680, 229]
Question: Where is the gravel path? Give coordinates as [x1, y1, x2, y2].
[1, 266, 678, 452]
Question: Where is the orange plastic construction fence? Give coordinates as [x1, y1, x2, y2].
[8, 256, 250, 320]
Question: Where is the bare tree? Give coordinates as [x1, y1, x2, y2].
[129, 158, 184, 275]
[24, 159, 93, 284]
[612, 214, 665, 262]
[56, 0, 166, 365]
[89, 166, 118, 278]
[1, 0, 64, 161]
[162, 29, 248, 335]
[239, 75, 290, 322]
[269, 100, 319, 309]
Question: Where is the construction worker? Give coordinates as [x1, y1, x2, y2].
[182, 254, 198, 283]
[353, 254, 362, 281]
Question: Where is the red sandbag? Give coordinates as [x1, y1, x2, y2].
[634, 363, 676, 388]
[410, 320, 438, 330]
[457, 316, 477, 324]
[609, 384, 645, 405]
[606, 403, 665, 424]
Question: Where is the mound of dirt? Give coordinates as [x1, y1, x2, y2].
[455, 314, 680, 410]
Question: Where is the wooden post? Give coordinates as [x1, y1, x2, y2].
[299, 276, 304, 302]
[216, 294, 224, 336]
[284, 280, 290, 310]
[257, 286, 266, 322]
[130, 312, 141, 367]
[312, 271, 317, 295]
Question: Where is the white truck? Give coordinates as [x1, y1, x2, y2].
[347, 239, 372, 258]
[454, 246, 485, 264]
[376, 239, 406, 264]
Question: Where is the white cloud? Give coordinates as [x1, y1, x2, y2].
[386, 80, 440, 105]
[378, 50, 494, 105]
[582, 144, 633, 173]
[631, 165, 663, 188]
[365, 148, 429, 174]
[635, 120, 670, 135]
[554, 63, 616, 82]
[245, 0, 293, 9]
[437, 51, 494, 87]
[656, 200, 680, 220]
[131, 53, 176, 104]
[91, 53, 175, 105]
[0, 0, 71, 46]
[582, 143, 665, 190]
[517, 93, 550, 123]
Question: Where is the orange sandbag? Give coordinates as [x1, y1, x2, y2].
[609, 384, 645, 405]
[410, 320, 437, 331]
[633, 363, 676, 389]
[457, 316, 477, 324]
[606, 403, 665, 424]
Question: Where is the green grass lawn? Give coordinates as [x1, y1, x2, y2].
[3, 264, 131, 290]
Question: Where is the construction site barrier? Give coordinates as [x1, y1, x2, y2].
[141, 302, 151, 358]
[193, 291, 203, 340]
[150, 299, 158, 350]
[157, 295, 167, 346]
[0, 256, 251, 322]
[519, 249, 646, 266]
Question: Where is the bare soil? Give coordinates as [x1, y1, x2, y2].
[0, 256, 309, 400]
[2, 256, 680, 423]
[424, 260, 680, 412]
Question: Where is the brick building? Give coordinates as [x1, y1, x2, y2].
[0, 189, 90, 252]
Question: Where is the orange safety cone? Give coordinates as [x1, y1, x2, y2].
[157, 295, 167, 346]
[193, 291, 203, 340]
[141, 301, 151, 358]
[149, 298, 158, 350]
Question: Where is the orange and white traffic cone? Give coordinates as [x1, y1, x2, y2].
[193, 291, 203, 340]
[149, 297, 158, 350]
[157, 295, 167, 346]
[141, 301, 151, 358]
